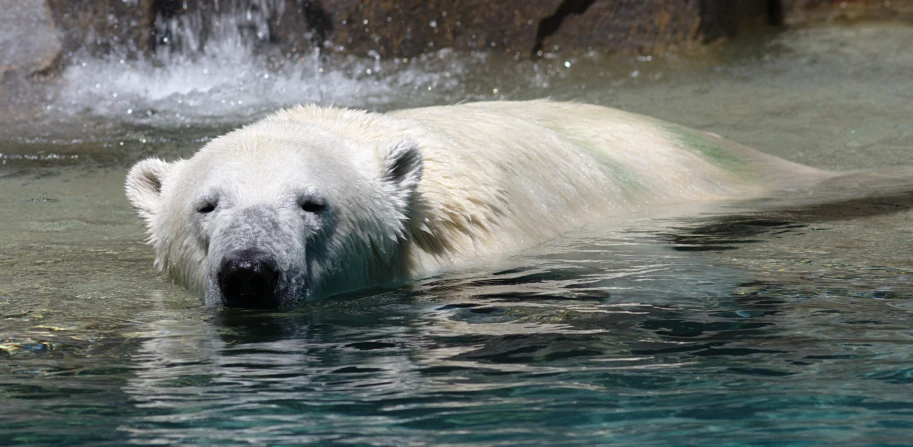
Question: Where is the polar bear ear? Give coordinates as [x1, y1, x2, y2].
[381, 138, 424, 202]
[125, 158, 176, 221]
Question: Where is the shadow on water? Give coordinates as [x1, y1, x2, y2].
[663, 183, 913, 253]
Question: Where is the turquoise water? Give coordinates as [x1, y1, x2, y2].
[2, 23, 913, 446]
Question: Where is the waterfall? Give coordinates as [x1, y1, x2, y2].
[52, 0, 408, 126]
[153, 0, 288, 60]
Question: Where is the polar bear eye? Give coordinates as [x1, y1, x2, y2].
[300, 199, 326, 214]
[197, 201, 217, 214]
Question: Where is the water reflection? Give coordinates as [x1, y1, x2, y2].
[114, 225, 764, 444]
[2, 167, 912, 444]
[111, 217, 913, 445]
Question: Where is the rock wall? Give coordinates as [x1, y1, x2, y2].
[2, 0, 912, 77]
[157, 0, 777, 58]
[46, 0, 157, 58]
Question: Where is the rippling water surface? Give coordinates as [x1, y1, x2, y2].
[2, 22, 913, 446]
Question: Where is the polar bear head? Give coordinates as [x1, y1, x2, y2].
[125, 111, 423, 308]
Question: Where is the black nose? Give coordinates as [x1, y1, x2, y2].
[218, 252, 281, 308]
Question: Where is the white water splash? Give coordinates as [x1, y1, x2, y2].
[51, 2, 472, 127]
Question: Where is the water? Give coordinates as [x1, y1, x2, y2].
[2, 17, 913, 446]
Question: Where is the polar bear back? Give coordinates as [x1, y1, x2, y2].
[248, 100, 826, 280]
[382, 101, 819, 272]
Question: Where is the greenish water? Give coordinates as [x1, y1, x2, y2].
[2, 23, 913, 446]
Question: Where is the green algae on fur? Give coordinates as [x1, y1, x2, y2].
[547, 125, 647, 193]
[663, 124, 750, 174]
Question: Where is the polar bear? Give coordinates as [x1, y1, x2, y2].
[125, 100, 829, 308]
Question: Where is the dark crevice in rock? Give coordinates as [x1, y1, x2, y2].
[767, 0, 785, 26]
[295, 0, 333, 49]
[531, 0, 597, 57]
[154, 0, 183, 19]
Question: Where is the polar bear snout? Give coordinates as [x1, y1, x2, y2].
[218, 250, 282, 308]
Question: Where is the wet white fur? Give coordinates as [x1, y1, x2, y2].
[126, 100, 825, 302]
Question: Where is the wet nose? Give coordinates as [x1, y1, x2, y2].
[218, 252, 281, 308]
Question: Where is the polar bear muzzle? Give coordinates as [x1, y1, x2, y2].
[204, 204, 311, 308]
[218, 249, 282, 308]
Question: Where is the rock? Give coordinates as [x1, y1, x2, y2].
[319, 0, 565, 58]
[27, 0, 911, 67]
[109, 0, 776, 60]
[320, 0, 778, 58]
[536, 0, 704, 55]
[0, 0, 63, 78]
[536, 0, 773, 55]
[45, 0, 155, 58]
[151, 0, 565, 58]
[292, 0, 778, 58]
